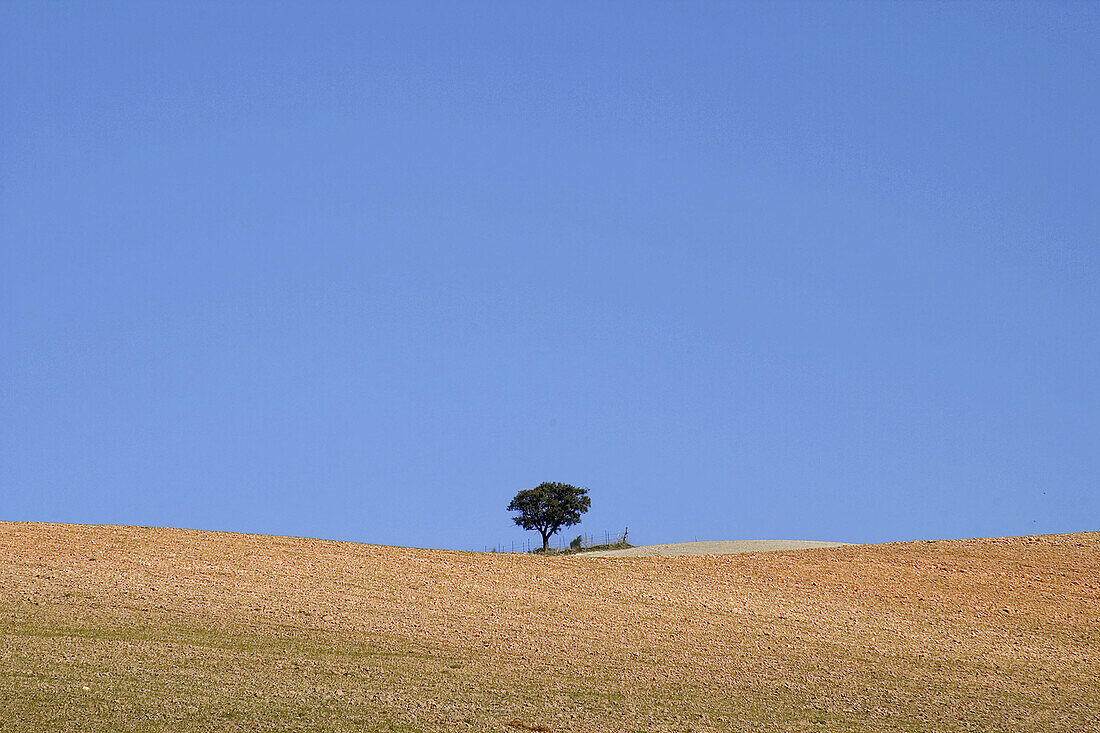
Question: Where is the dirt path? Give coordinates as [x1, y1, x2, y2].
[582, 539, 848, 557]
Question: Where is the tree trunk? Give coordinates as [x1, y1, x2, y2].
[541, 532, 550, 551]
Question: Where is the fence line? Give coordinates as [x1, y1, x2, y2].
[484, 528, 629, 554]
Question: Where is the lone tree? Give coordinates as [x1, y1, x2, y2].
[507, 482, 590, 552]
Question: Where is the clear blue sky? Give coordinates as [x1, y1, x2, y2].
[2, 2, 1097, 550]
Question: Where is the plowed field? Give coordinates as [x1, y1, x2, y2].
[1, 522, 1097, 731]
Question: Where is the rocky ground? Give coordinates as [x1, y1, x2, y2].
[1, 522, 1097, 731]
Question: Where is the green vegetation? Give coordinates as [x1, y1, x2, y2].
[0, 603, 885, 732]
[563, 540, 632, 555]
[0, 605, 816, 732]
[506, 482, 591, 551]
[541, 538, 633, 556]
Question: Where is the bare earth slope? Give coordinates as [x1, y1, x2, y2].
[583, 540, 848, 557]
[1, 523, 1097, 732]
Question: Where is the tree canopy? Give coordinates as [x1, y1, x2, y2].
[507, 482, 591, 551]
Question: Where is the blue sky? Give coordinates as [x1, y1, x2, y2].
[2, 2, 1097, 550]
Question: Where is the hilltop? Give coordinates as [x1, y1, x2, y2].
[581, 539, 847, 558]
[1, 522, 1097, 731]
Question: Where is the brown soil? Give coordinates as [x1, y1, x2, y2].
[1, 522, 1097, 731]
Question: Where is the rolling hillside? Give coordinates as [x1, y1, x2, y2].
[1, 522, 1097, 731]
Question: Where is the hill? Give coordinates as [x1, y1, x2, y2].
[581, 539, 847, 557]
[1, 522, 1097, 731]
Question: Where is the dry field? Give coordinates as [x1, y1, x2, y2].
[1, 523, 1097, 732]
